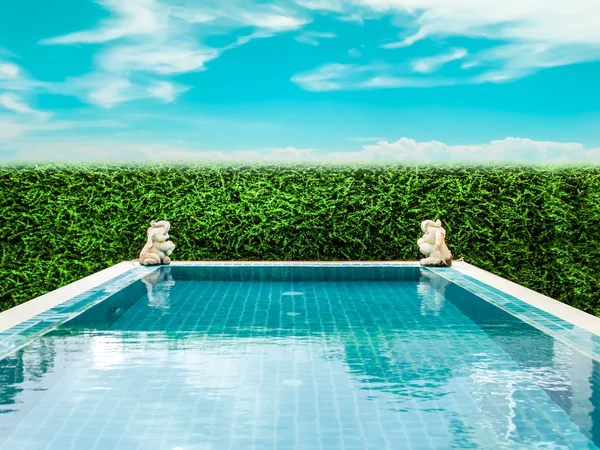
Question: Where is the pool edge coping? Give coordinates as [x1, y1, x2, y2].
[0, 260, 421, 333]
[450, 261, 600, 337]
[2, 259, 598, 338]
[0, 261, 140, 333]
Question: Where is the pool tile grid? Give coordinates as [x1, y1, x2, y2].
[169, 261, 422, 266]
[3, 262, 599, 367]
[223, 277, 257, 450]
[320, 281, 368, 450]
[428, 267, 600, 363]
[0, 266, 159, 361]
[1, 276, 598, 449]
[338, 281, 592, 449]
[1, 261, 599, 446]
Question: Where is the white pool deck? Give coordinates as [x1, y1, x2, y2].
[1, 260, 599, 336]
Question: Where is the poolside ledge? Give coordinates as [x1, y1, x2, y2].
[452, 261, 600, 336]
[0, 261, 139, 333]
[1, 260, 599, 337]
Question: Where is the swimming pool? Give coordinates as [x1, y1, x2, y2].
[1, 263, 600, 449]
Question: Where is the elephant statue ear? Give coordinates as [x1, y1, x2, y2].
[145, 227, 155, 248]
[421, 219, 436, 232]
[155, 220, 170, 228]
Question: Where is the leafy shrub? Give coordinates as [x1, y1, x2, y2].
[1, 163, 599, 314]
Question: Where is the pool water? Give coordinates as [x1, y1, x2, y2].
[1, 265, 599, 449]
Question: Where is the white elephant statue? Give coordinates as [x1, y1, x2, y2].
[417, 219, 452, 266]
[139, 220, 176, 266]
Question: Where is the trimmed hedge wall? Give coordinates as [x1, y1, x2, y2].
[1, 164, 599, 314]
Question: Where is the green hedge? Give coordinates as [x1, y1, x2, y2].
[1, 164, 599, 315]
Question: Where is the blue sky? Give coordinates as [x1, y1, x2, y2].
[0, 0, 599, 162]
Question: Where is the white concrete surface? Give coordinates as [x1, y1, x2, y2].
[452, 261, 600, 336]
[0, 261, 139, 333]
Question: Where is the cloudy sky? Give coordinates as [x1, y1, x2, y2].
[0, 0, 599, 163]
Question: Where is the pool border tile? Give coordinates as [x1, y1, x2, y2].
[2, 259, 600, 364]
[0, 261, 143, 333]
[0, 264, 160, 360]
[428, 263, 600, 362]
[168, 261, 423, 267]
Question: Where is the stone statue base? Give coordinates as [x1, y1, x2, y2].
[420, 258, 452, 267]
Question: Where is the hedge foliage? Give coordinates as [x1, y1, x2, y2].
[1, 164, 599, 314]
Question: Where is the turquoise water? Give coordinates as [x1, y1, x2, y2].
[1, 266, 599, 449]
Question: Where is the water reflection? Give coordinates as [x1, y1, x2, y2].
[0, 339, 56, 412]
[142, 266, 175, 310]
[1, 269, 600, 449]
[418, 269, 450, 316]
[0, 340, 57, 443]
[0, 349, 25, 413]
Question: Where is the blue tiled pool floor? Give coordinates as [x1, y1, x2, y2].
[1, 266, 599, 449]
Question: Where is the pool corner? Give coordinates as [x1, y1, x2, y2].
[0, 260, 141, 333]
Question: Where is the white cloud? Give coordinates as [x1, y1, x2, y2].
[0, 69, 125, 142]
[295, 31, 336, 46]
[292, 62, 460, 91]
[293, 40, 585, 90]
[222, 30, 276, 51]
[87, 79, 132, 109]
[8, 140, 318, 162]
[292, 63, 349, 91]
[170, 7, 215, 24]
[241, 13, 308, 31]
[387, 0, 600, 75]
[39, 0, 197, 107]
[39, 0, 312, 108]
[411, 48, 467, 74]
[100, 45, 220, 75]
[40, 0, 166, 45]
[21, 0, 600, 104]
[42, 1, 309, 46]
[0, 63, 20, 79]
[291, 0, 600, 89]
[355, 137, 600, 163]
[348, 48, 362, 58]
[371, 0, 600, 47]
[294, 0, 344, 11]
[0, 61, 46, 92]
[0, 120, 26, 141]
[294, 43, 596, 90]
[0, 93, 34, 114]
[147, 81, 179, 103]
[63, 76, 190, 108]
[6, 137, 600, 163]
[466, 42, 600, 82]
[173, 1, 311, 31]
[0, 114, 121, 145]
[461, 61, 478, 70]
[0, 93, 52, 121]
